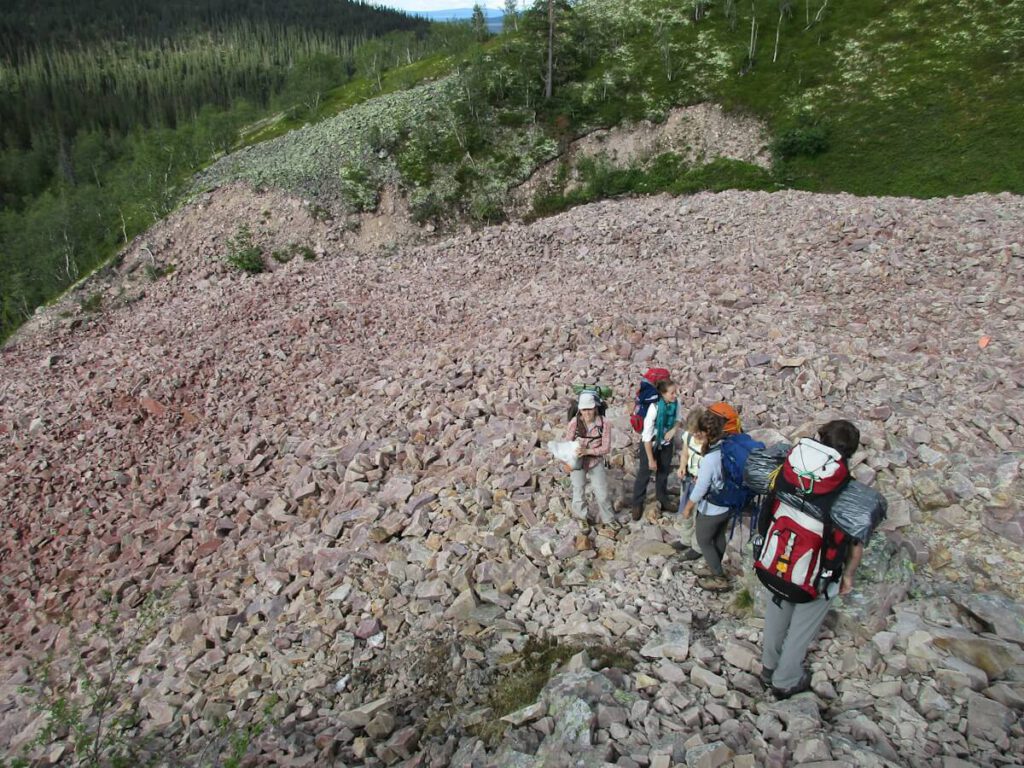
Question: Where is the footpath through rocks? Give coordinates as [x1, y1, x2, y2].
[1, 188, 1023, 767]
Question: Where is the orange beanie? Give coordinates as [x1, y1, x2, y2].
[708, 401, 742, 434]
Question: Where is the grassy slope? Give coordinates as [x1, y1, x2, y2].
[712, 0, 1024, 196]
[211, 0, 1024, 218]
[716, 0, 1022, 196]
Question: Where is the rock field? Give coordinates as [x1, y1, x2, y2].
[1, 186, 1023, 767]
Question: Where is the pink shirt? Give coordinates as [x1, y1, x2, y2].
[563, 415, 612, 471]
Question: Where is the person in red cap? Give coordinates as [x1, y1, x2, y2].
[630, 375, 679, 520]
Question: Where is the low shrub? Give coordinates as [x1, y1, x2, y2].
[223, 224, 265, 273]
[771, 117, 830, 160]
[80, 292, 104, 313]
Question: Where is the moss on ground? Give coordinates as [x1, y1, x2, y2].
[473, 637, 637, 747]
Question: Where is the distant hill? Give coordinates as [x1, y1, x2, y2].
[417, 7, 504, 31]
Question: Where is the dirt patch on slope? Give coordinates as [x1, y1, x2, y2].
[511, 103, 770, 216]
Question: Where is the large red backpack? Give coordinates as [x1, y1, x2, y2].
[755, 439, 851, 603]
[630, 368, 670, 433]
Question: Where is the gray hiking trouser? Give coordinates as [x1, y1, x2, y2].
[571, 462, 614, 525]
[695, 511, 730, 576]
[762, 595, 831, 691]
[675, 476, 696, 548]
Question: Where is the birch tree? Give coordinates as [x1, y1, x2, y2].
[471, 4, 489, 41]
[773, 0, 794, 63]
[545, 0, 554, 100]
[504, 0, 519, 32]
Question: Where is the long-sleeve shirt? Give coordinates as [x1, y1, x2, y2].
[641, 401, 674, 447]
[689, 442, 730, 517]
[563, 415, 611, 471]
[641, 402, 659, 443]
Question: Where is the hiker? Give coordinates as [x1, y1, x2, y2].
[680, 410, 733, 591]
[563, 390, 614, 529]
[746, 419, 887, 699]
[630, 377, 678, 521]
[673, 407, 705, 561]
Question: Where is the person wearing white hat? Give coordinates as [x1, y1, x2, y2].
[562, 390, 614, 528]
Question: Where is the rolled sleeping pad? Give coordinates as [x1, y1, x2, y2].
[744, 444, 888, 544]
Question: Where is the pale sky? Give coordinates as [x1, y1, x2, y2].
[378, 1, 507, 11]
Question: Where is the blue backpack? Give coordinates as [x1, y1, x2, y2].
[707, 433, 765, 512]
[630, 379, 662, 433]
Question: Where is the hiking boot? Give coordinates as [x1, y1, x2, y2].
[657, 497, 674, 513]
[679, 547, 703, 561]
[760, 667, 774, 686]
[698, 575, 733, 592]
[772, 671, 812, 700]
[631, 505, 643, 521]
[688, 560, 713, 575]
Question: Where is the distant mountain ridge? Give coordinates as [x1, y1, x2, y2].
[417, 7, 504, 30]
[416, 8, 503, 21]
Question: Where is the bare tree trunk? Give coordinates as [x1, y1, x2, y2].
[725, 0, 738, 30]
[774, 9, 783, 62]
[546, 0, 554, 100]
[657, 19, 673, 81]
[805, 0, 828, 30]
[749, 5, 759, 62]
[60, 229, 78, 283]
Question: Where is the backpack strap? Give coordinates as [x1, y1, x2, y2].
[815, 513, 849, 599]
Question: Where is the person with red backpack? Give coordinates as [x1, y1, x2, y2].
[629, 369, 678, 521]
[748, 420, 887, 699]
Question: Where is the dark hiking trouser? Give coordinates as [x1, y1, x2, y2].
[695, 511, 731, 576]
[632, 441, 674, 508]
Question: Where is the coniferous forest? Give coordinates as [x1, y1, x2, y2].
[0, 0, 454, 342]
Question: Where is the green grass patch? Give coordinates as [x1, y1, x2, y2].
[79, 292, 103, 313]
[532, 154, 778, 218]
[223, 224, 265, 274]
[271, 242, 317, 263]
[473, 637, 636, 747]
[703, 0, 1024, 196]
[143, 262, 176, 281]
